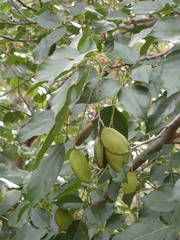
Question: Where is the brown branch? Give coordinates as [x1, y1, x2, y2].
[9, 0, 36, 24]
[0, 21, 36, 25]
[132, 114, 180, 171]
[16, 0, 37, 12]
[0, 34, 36, 43]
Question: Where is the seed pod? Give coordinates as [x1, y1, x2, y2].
[94, 137, 106, 168]
[101, 127, 129, 155]
[75, 122, 93, 146]
[69, 149, 91, 183]
[54, 208, 73, 231]
[105, 150, 127, 172]
[121, 172, 138, 194]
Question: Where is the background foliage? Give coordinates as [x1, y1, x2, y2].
[0, 0, 180, 239]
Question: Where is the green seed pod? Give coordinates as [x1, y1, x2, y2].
[54, 208, 73, 231]
[105, 150, 127, 172]
[94, 137, 106, 168]
[75, 122, 93, 146]
[101, 127, 129, 155]
[122, 172, 138, 194]
[69, 149, 91, 183]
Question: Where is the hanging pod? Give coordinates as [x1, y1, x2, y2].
[101, 127, 129, 171]
[54, 208, 73, 231]
[69, 149, 91, 183]
[75, 122, 93, 146]
[94, 136, 107, 168]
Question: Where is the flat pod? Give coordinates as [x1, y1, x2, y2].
[55, 208, 73, 231]
[122, 172, 138, 194]
[101, 127, 129, 155]
[75, 122, 93, 146]
[105, 150, 127, 172]
[94, 137, 106, 168]
[69, 149, 91, 183]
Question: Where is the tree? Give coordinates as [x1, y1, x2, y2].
[0, 0, 180, 239]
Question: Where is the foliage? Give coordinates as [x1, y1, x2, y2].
[0, 0, 180, 239]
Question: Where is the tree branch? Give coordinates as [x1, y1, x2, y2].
[132, 114, 180, 171]
[16, 0, 37, 12]
[0, 34, 36, 43]
[0, 20, 36, 25]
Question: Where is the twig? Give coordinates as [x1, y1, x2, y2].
[0, 104, 31, 117]
[9, 0, 36, 24]
[0, 34, 36, 43]
[16, 0, 37, 12]
[0, 21, 36, 25]
[0, 79, 30, 97]
[132, 114, 180, 171]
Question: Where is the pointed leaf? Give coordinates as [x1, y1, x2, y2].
[26, 144, 65, 205]
[17, 110, 55, 143]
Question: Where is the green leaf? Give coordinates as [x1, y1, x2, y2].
[106, 10, 128, 20]
[171, 179, 180, 201]
[169, 152, 180, 168]
[147, 92, 180, 132]
[25, 144, 65, 205]
[67, 220, 89, 240]
[106, 180, 120, 201]
[70, 2, 87, 17]
[131, 65, 152, 84]
[152, 17, 180, 41]
[111, 42, 140, 64]
[30, 208, 50, 229]
[112, 218, 174, 240]
[35, 105, 68, 166]
[142, 184, 177, 212]
[171, 204, 180, 232]
[33, 27, 66, 61]
[92, 230, 110, 240]
[35, 45, 96, 85]
[118, 86, 150, 119]
[148, 65, 162, 98]
[35, 12, 61, 30]
[0, 190, 21, 215]
[17, 110, 55, 143]
[84, 204, 114, 227]
[106, 213, 125, 231]
[94, 20, 117, 34]
[8, 201, 30, 228]
[12, 223, 46, 240]
[90, 78, 120, 103]
[132, 1, 164, 14]
[56, 194, 83, 209]
[3, 111, 24, 124]
[129, 28, 152, 47]
[161, 51, 180, 96]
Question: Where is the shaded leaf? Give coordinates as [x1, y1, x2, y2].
[131, 65, 152, 84]
[132, 1, 164, 14]
[112, 218, 174, 240]
[118, 86, 150, 119]
[0, 190, 21, 215]
[161, 51, 180, 96]
[12, 223, 46, 240]
[36, 12, 61, 29]
[33, 27, 66, 61]
[142, 184, 178, 212]
[26, 144, 65, 205]
[152, 17, 180, 41]
[17, 110, 55, 143]
[67, 220, 89, 240]
[111, 41, 140, 64]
